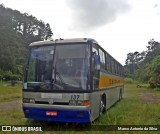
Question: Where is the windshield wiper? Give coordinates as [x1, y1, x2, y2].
[27, 82, 50, 90]
[52, 82, 64, 90]
[63, 83, 80, 90]
[39, 82, 50, 90]
[51, 71, 66, 90]
[56, 72, 65, 84]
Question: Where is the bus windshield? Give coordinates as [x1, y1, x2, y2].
[24, 44, 90, 91]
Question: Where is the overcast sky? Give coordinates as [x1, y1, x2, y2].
[0, 0, 160, 65]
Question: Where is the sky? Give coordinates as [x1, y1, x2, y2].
[0, 0, 160, 65]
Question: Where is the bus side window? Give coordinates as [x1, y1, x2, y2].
[92, 43, 99, 89]
[105, 53, 108, 71]
[99, 48, 105, 70]
[114, 60, 116, 74]
[106, 53, 110, 73]
[109, 56, 112, 73]
[115, 62, 117, 75]
[92, 44, 99, 70]
[92, 47, 98, 55]
[117, 64, 120, 75]
[111, 58, 114, 74]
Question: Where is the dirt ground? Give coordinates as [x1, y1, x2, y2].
[0, 100, 21, 111]
[139, 93, 160, 103]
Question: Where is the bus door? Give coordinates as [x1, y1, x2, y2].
[92, 43, 100, 90]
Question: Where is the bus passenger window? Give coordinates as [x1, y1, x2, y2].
[115, 62, 117, 74]
[99, 48, 105, 70]
[111, 59, 116, 74]
[106, 54, 111, 73]
[92, 43, 100, 89]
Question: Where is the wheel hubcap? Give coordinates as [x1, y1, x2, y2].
[100, 100, 105, 114]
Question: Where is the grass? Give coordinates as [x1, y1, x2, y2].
[0, 83, 160, 133]
[96, 84, 160, 125]
[0, 81, 22, 102]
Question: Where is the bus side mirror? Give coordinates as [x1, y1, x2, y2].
[94, 55, 100, 70]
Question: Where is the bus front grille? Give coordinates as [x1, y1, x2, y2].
[35, 101, 69, 105]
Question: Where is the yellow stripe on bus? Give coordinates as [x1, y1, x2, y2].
[99, 75, 124, 89]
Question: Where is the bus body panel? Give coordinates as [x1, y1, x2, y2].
[89, 85, 123, 121]
[105, 86, 122, 109]
[23, 107, 90, 123]
[90, 91, 101, 121]
[22, 92, 91, 122]
[23, 92, 89, 104]
[22, 38, 124, 123]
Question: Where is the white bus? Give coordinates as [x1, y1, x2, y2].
[22, 38, 124, 123]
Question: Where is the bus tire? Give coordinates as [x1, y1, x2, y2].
[119, 89, 122, 101]
[99, 95, 106, 116]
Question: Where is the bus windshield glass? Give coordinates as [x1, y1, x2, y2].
[25, 44, 90, 91]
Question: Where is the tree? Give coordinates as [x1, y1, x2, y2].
[125, 51, 143, 74]
[124, 38, 160, 86]
[145, 39, 160, 62]
[148, 56, 160, 88]
[0, 4, 53, 80]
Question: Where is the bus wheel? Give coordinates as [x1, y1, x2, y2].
[119, 89, 122, 101]
[99, 97, 106, 116]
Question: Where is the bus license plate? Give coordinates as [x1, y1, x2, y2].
[46, 111, 58, 116]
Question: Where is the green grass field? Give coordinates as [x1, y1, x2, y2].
[0, 83, 160, 133]
[0, 81, 22, 102]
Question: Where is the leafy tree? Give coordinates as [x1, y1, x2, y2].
[0, 4, 53, 80]
[145, 39, 160, 63]
[125, 51, 143, 74]
[124, 38, 160, 88]
[148, 56, 160, 88]
[135, 63, 150, 82]
[147, 55, 160, 76]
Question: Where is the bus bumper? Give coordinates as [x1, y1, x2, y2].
[23, 107, 91, 123]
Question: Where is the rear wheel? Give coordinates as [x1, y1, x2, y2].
[119, 89, 122, 101]
[99, 96, 106, 116]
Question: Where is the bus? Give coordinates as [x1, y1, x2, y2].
[22, 38, 124, 123]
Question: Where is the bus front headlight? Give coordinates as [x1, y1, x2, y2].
[69, 100, 77, 106]
[23, 98, 35, 103]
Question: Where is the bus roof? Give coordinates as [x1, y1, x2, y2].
[29, 38, 97, 47]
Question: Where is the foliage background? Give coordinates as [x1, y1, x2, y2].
[124, 39, 160, 88]
[0, 4, 53, 80]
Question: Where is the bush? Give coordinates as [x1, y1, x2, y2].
[0, 74, 2, 80]
[124, 78, 136, 84]
[2, 70, 22, 81]
[3, 70, 13, 80]
[149, 75, 160, 88]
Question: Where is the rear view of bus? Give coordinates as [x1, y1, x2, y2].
[22, 38, 124, 123]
